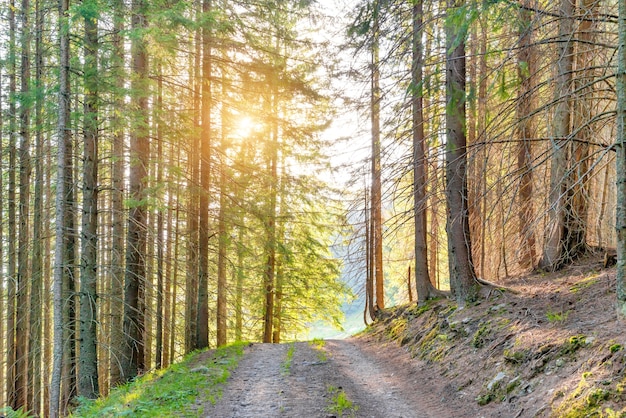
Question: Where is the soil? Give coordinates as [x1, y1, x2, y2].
[199, 255, 626, 417]
[201, 339, 477, 418]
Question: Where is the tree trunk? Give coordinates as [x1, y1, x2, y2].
[6, 0, 17, 405]
[539, 0, 575, 270]
[196, 0, 212, 350]
[28, 0, 44, 410]
[216, 99, 228, 348]
[445, 0, 478, 305]
[412, 0, 438, 304]
[566, 0, 598, 260]
[0, 67, 4, 411]
[15, 0, 32, 407]
[263, 103, 278, 343]
[616, 0, 626, 313]
[109, 0, 126, 388]
[371, 0, 384, 311]
[156, 63, 164, 368]
[185, 0, 201, 352]
[516, 0, 537, 270]
[122, 0, 149, 381]
[50, 0, 71, 412]
[78, 5, 99, 398]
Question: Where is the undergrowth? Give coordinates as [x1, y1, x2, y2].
[72, 341, 247, 417]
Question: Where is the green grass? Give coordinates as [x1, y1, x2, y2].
[546, 310, 570, 323]
[281, 342, 296, 375]
[326, 386, 358, 417]
[0, 407, 32, 418]
[310, 338, 328, 362]
[72, 341, 247, 417]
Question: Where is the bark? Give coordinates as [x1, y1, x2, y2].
[185, 0, 200, 352]
[365, 188, 375, 322]
[78, 6, 99, 398]
[50, 0, 71, 412]
[6, 0, 17, 405]
[0, 55, 4, 412]
[616, 0, 626, 312]
[412, 0, 439, 304]
[371, 0, 384, 311]
[196, 0, 212, 350]
[61, 86, 77, 418]
[516, 0, 537, 270]
[539, 0, 575, 270]
[566, 0, 597, 259]
[263, 108, 278, 343]
[445, 0, 479, 305]
[109, 0, 125, 388]
[156, 64, 164, 368]
[216, 101, 228, 348]
[122, 0, 149, 381]
[15, 0, 32, 406]
[28, 0, 44, 410]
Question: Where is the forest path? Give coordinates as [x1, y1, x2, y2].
[201, 337, 478, 418]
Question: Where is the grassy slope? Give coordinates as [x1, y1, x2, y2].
[364, 259, 626, 417]
[72, 341, 247, 417]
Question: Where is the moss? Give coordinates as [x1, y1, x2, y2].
[503, 349, 528, 364]
[472, 322, 491, 349]
[387, 317, 408, 341]
[560, 335, 587, 356]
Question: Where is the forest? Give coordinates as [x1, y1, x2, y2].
[1, 0, 626, 416]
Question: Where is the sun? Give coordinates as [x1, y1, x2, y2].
[233, 116, 258, 139]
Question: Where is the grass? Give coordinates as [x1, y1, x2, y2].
[326, 386, 358, 417]
[281, 342, 296, 375]
[0, 407, 32, 418]
[71, 341, 247, 417]
[546, 310, 570, 323]
[310, 338, 328, 362]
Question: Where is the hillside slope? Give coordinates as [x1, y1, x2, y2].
[365, 256, 626, 417]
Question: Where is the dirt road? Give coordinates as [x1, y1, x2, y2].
[202, 337, 478, 418]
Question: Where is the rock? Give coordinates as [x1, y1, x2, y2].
[190, 366, 210, 374]
[488, 372, 507, 391]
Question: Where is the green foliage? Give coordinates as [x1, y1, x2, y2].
[610, 344, 623, 353]
[0, 407, 33, 418]
[326, 386, 359, 417]
[72, 342, 247, 417]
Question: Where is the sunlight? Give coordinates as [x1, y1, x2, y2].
[233, 116, 258, 139]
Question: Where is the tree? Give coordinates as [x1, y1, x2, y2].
[617, 0, 626, 314]
[516, 0, 537, 270]
[28, 0, 45, 410]
[445, 0, 478, 305]
[412, 0, 440, 303]
[50, 0, 71, 412]
[15, 0, 32, 407]
[371, 0, 384, 312]
[5, 0, 17, 402]
[122, 0, 150, 381]
[539, 0, 575, 270]
[78, 0, 100, 398]
[108, 0, 126, 388]
[196, 0, 213, 350]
